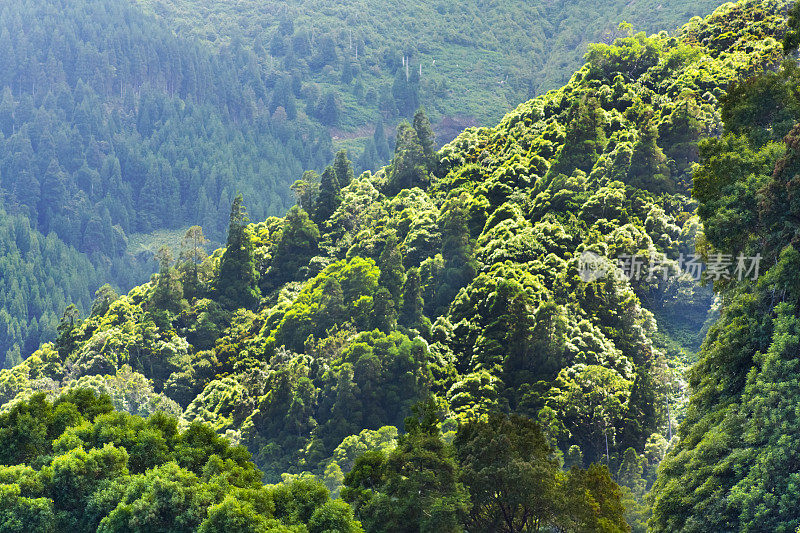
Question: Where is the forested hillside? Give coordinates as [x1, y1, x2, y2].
[0, 0, 792, 530]
[0, 0, 331, 367]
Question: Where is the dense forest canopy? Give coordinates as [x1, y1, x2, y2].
[649, 2, 800, 530]
[0, 0, 796, 530]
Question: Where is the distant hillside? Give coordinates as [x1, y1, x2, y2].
[133, 0, 727, 159]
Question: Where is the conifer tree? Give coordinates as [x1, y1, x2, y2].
[399, 267, 424, 329]
[217, 194, 260, 309]
[317, 92, 340, 126]
[150, 245, 184, 313]
[178, 225, 209, 300]
[357, 139, 379, 173]
[332, 149, 354, 188]
[436, 195, 476, 314]
[313, 166, 342, 225]
[412, 108, 435, 168]
[372, 286, 397, 333]
[378, 233, 405, 306]
[388, 122, 426, 194]
[266, 206, 320, 290]
[373, 120, 391, 161]
[291, 170, 319, 213]
[550, 96, 606, 176]
[627, 122, 672, 193]
[55, 304, 81, 358]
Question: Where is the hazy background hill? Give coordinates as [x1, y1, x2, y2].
[135, 0, 726, 153]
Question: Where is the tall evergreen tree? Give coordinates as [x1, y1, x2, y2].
[399, 267, 424, 329]
[550, 96, 607, 176]
[55, 304, 82, 358]
[627, 122, 672, 193]
[150, 245, 184, 313]
[266, 206, 320, 290]
[313, 166, 342, 225]
[378, 233, 405, 306]
[178, 226, 209, 300]
[388, 122, 427, 194]
[217, 194, 260, 309]
[436, 195, 476, 315]
[332, 149, 354, 188]
[373, 120, 391, 161]
[412, 108, 435, 168]
[291, 170, 319, 213]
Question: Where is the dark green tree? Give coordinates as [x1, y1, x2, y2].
[436, 195, 476, 315]
[313, 166, 342, 226]
[373, 120, 391, 161]
[333, 149, 355, 188]
[217, 194, 260, 309]
[316, 92, 340, 126]
[178, 225, 209, 301]
[550, 97, 606, 176]
[388, 122, 427, 194]
[626, 122, 672, 194]
[266, 206, 320, 290]
[150, 245, 185, 314]
[55, 304, 82, 358]
[399, 267, 425, 329]
[455, 413, 560, 532]
[291, 170, 320, 213]
[343, 399, 470, 533]
[413, 108, 436, 168]
[378, 233, 405, 306]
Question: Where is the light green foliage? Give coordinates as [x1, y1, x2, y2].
[0, 390, 359, 531]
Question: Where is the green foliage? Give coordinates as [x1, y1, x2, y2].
[343, 400, 470, 533]
[266, 206, 321, 290]
[454, 413, 561, 532]
[0, 0, 337, 364]
[0, 390, 360, 532]
[650, 7, 800, 530]
[135, 0, 725, 132]
[388, 121, 429, 194]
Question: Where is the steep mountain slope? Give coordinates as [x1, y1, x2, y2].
[0, 204, 105, 366]
[0, 0, 721, 371]
[0, 0, 790, 528]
